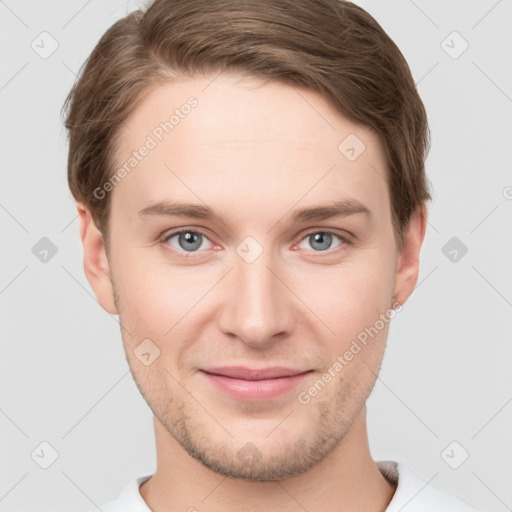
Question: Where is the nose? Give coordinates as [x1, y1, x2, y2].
[216, 247, 296, 349]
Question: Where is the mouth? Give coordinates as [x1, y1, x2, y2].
[199, 366, 313, 401]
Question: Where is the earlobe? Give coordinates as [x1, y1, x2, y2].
[77, 203, 118, 315]
[393, 207, 428, 307]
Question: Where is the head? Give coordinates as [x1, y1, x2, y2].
[62, 0, 431, 481]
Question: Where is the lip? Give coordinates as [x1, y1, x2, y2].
[200, 366, 313, 401]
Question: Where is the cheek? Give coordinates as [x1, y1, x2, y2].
[289, 255, 395, 340]
[112, 265, 195, 385]
[111, 236, 396, 354]
[112, 251, 215, 345]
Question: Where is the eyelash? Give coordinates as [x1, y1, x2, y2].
[160, 228, 352, 259]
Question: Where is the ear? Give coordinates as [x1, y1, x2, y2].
[77, 203, 118, 315]
[393, 207, 428, 307]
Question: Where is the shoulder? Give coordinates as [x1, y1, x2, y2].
[378, 460, 481, 512]
[82, 474, 153, 512]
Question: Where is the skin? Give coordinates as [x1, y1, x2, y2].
[78, 73, 427, 512]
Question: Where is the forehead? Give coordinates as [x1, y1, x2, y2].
[110, 74, 390, 227]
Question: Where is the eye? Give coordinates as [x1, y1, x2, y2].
[296, 230, 349, 253]
[162, 229, 214, 256]
[161, 228, 351, 259]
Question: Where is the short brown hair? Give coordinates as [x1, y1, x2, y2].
[61, 0, 431, 250]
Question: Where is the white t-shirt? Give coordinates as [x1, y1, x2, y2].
[88, 460, 481, 511]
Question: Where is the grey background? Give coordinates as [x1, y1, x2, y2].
[1, 0, 511, 511]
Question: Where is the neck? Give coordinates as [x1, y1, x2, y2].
[140, 405, 396, 512]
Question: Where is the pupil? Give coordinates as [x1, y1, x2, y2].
[312, 232, 331, 251]
[180, 232, 201, 251]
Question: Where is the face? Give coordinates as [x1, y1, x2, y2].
[82, 73, 423, 481]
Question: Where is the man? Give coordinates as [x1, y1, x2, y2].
[62, 0, 480, 510]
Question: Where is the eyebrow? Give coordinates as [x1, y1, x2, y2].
[137, 198, 371, 224]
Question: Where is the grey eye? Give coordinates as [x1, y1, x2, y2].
[308, 232, 333, 251]
[297, 231, 345, 252]
[167, 231, 206, 252]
